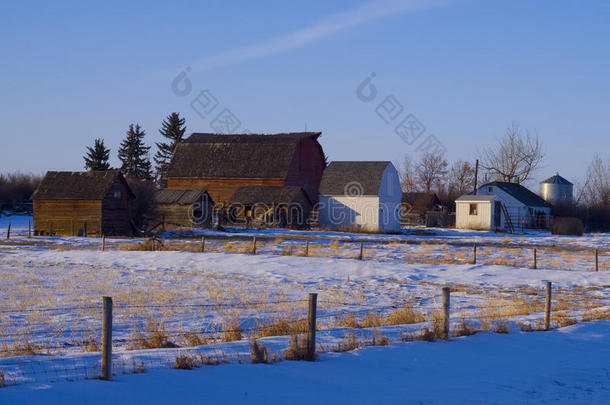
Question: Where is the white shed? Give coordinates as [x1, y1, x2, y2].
[456, 181, 552, 232]
[318, 161, 402, 233]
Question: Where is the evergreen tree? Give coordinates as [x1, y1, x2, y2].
[118, 124, 152, 180]
[154, 112, 186, 186]
[84, 138, 111, 171]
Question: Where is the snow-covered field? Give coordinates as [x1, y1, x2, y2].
[1, 320, 609, 404]
[0, 213, 608, 403]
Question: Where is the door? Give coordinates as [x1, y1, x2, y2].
[494, 201, 502, 229]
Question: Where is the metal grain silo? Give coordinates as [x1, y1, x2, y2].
[540, 173, 573, 206]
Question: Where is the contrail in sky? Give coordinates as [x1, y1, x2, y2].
[191, 0, 451, 71]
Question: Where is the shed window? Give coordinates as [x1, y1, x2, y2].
[113, 191, 122, 199]
[488, 187, 493, 192]
[469, 203, 478, 215]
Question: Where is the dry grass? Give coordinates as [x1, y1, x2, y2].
[250, 340, 270, 364]
[254, 316, 308, 338]
[222, 318, 243, 342]
[128, 319, 174, 350]
[333, 332, 361, 352]
[285, 334, 312, 360]
[174, 353, 200, 370]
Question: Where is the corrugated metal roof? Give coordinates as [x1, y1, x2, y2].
[540, 173, 573, 185]
[154, 189, 209, 205]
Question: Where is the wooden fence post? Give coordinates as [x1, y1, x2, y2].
[84, 221, 87, 237]
[49, 222, 53, 237]
[252, 237, 257, 255]
[101, 296, 113, 380]
[358, 242, 364, 260]
[544, 282, 552, 331]
[595, 249, 599, 272]
[101, 235, 106, 252]
[305, 240, 309, 257]
[472, 244, 477, 265]
[6, 223, 10, 240]
[442, 287, 450, 339]
[28, 220, 31, 238]
[201, 236, 206, 253]
[71, 219, 74, 237]
[306, 293, 317, 361]
[533, 248, 537, 269]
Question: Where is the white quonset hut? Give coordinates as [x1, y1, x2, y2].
[455, 182, 551, 232]
[318, 161, 402, 233]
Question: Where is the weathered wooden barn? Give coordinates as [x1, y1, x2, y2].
[456, 182, 551, 232]
[318, 161, 402, 233]
[226, 186, 312, 228]
[165, 132, 326, 204]
[400, 192, 443, 226]
[32, 171, 135, 236]
[152, 189, 214, 230]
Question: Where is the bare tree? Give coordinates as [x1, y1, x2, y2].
[579, 155, 610, 208]
[479, 123, 543, 183]
[394, 155, 417, 192]
[415, 152, 448, 193]
[447, 160, 475, 197]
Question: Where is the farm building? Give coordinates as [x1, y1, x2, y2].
[455, 181, 551, 232]
[32, 171, 135, 236]
[318, 161, 402, 233]
[400, 192, 445, 226]
[152, 189, 214, 230]
[226, 186, 312, 228]
[166, 132, 326, 204]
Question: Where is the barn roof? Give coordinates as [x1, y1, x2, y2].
[480, 181, 551, 208]
[167, 132, 321, 179]
[154, 189, 211, 205]
[456, 195, 496, 202]
[228, 186, 310, 206]
[402, 192, 441, 211]
[31, 171, 133, 200]
[319, 161, 391, 196]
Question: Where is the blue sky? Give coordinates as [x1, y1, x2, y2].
[1, 0, 608, 185]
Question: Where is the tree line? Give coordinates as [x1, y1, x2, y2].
[83, 112, 186, 187]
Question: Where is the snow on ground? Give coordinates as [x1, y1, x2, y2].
[1, 320, 609, 404]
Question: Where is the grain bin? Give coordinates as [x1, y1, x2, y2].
[540, 173, 573, 206]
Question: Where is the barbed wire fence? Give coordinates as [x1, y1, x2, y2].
[1, 283, 605, 388]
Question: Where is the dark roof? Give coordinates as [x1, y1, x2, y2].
[541, 173, 573, 185]
[154, 189, 211, 205]
[228, 186, 310, 206]
[480, 181, 551, 208]
[402, 192, 441, 211]
[31, 171, 134, 200]
[456, 195, 496, 202]
[319, 161, 391, 196]
[167, 132, 321, 179]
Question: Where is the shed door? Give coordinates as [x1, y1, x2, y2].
[494, 201, 501, 228]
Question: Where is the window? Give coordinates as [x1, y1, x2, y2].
[113, 191, 122, 199]
[469, 203, 478, 215]
[488, 187, 493, 192]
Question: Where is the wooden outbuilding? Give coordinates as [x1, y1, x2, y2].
[226, 186, 312, 229]
[318, 161, 402, 233]
[166, 132, 326, 205]
[401, 192, 447, 227]
[152, 189, 214, 229]
[32, 171, 135, 236]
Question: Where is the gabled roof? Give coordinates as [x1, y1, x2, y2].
[31, 171, 134, 200]
[541, 173, 573, 185]
[154, 189, 211, 205]
[319, 161, 391, 196]
[167, 132, 321, 179]
[228, 186, 310, 206]
[480, 181, 551, 208]
[402, 192, 441, 210]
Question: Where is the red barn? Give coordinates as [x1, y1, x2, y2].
[166, 132, 326, 204]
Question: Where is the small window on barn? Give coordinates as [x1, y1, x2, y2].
[469, 203, 478, 215]
[113, 191, 122, 199]
[488, 187, 493, 192]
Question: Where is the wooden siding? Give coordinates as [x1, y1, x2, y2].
[155, 203, 213, 229]
[33, 199, 102, 236]
[284, 137, 326, 203]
